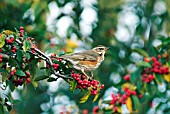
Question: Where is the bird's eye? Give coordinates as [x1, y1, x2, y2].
[99, 48, 104, 50]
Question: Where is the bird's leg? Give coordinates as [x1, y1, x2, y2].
[81, 69, 88, 77]
[91, 71, 93, 78]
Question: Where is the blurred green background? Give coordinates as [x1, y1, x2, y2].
[0, 0, 170, 113]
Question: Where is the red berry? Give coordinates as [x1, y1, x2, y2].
[131, 91, 136, 96]
[100, 84, 104, 89]
[11, 49, 16, 53]
[113, 107, 118, 112]
[13, 46, 17, 50]
[82, 75, 86, 79]
[11, 37, 15, 42]
[158, 54, 161, 59]
[25, 71, 30, 77]
[20, 26, 24, 30]
[10, 72, 14, 75]
[151, 57, 157, 61]
[123, 74, 130, 81]
[149, 74, 154, 81]
[0, 59, 2, 62]
[7, 39, 12, 43]
[138, 94, 143, 98]
[92, 106, 99, 113]
[0, 54, 2, 59]
[144, 58, 150, 62]
[26, 78, 31, 84]
[82, 109, 88, 114]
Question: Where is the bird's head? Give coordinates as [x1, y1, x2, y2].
[92, 45, 109, 56]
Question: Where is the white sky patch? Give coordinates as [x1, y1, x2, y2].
[56, 16, 73, 37]
[46, 1, 60, 31]
[115, 26, 131, 42]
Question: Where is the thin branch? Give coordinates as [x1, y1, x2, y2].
[0, 53, 9, 59]
[15, 38, 73, 81]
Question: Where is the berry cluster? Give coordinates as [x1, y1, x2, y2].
[11, 46, 17, 53]
[10, 70, 31, 86]
[52, 63, 59, 70]
[6, 37, 15, 44]
[142, 55, 169, 83]
[71, 71, 104, 95]
[110, 87, 139, 113]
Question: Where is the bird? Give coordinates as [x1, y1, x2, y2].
[59, 45, 109, 77]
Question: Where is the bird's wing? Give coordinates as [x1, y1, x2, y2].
[60, 50, 99, 61]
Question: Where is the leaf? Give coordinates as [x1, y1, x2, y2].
[93, 93, 100, 102]
[137, 61, 151, 68]
[34, 75, 49, 81]
[31, 81, 38, 88]
[0, 34, 6, 48]
[15, 70, 26, 76]
[154, 74, 163, 84]
[130, 67, 141, 83]
[0, 68, 8, 73]
[29, 58, 39, 77]
[47, 77, 57, 82]
[9, 57, 18, 67]
[8, 80, 15, 92]
[0, 104, 4, 114]
[16, 50, 23, 62]
[131, 96, 140, 111]
[122, 83, 137, 91]
[80, 91, 91, 103]
[2, 72, 9, 82]
[58, 51, 65, 56]
[12, 100, 20, 104]
[163, 73, 170, 82]
[23, 40, 31, 52]
[126, 97, 132, 113]
[26, 53, 31, 60]
[132, 48, 149, 57]
[69, 80, 77, 92]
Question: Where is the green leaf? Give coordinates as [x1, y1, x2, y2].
[69, 80, 77, 92]
[23, 40, 31, 52]
[26, 53, 31, 60]
[154, 74, 163, 84]
[131, 96, 140, 110]
[31, 81, 38, 88]
[0, 104, 4, 114]
[93, 93, 100, 102]
[132, 48, 149, 57]
[12, 100, 20, 104]
[29, 58, 39, 77]
[16, 50, 23, 62]
[58, 51, 65, 56]
[8, 80, 15, 92]
[0, 68, 8, 73]
[80, 91, 91, 103]
[137, 61, 151, 68]
[9, 57, 18, 67]
[0, 34, 6, 48]
[15, 70, 26, 76]
[47, 77, 57, 82]
[34, 75, 49, 81]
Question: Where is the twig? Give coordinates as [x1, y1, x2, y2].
[15, 38, 73, 81]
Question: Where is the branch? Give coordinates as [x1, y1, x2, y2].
[15, 38, 73, 81]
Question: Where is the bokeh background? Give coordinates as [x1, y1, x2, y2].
[0, 0, 170, 113]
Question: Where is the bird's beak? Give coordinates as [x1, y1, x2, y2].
[105, 47, 110, 50]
